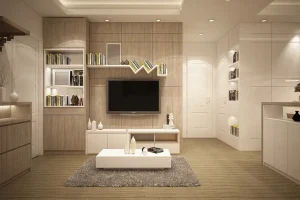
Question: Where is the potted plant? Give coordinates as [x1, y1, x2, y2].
[0, 64, 12, 102]
[295, 83, 300, 101]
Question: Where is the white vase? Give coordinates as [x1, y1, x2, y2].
[124, 131, 130, 154]
[9, 90, 19, 102]
[98, 122, 103, 130]
[92, 120, 97, 130]
[87, 118, 92, 130]
[130, 136, 136, 154]
[0, 87, 6, 102]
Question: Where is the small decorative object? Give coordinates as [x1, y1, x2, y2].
[9, 90, 19, 102]
[166, 113, 169, 125]
[71, 95, 79, 105]
[87, 118, 92, 130]
[142, 147, 148, 155]
[124, 59, 129, 65]
[0, 64, 12, 102]
[92, 120, 97, 130]
[130, 136, 136, 154]
[292, 111, 300, 122]
[121, 60, 125, 65]
[294, 83, 300, 101]
[168, 113, 174, 126]
[147, 147, 164, 154]
[287, 113, 294, 119]
[98, 122, 103, 130]
[124, 131, 130, 154]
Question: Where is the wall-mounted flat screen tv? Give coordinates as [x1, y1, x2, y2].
[107, 80, 160, 114]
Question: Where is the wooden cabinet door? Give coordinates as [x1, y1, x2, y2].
[274, 120, 288, 174]
[263, 119, 274, 167]
[288, 123, 300, 181]
[64, 115, 85, 150]
[44, 115, 65, 151]
[87, 134, 108, 154]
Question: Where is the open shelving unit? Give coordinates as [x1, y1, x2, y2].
[44, 48, 85, 108]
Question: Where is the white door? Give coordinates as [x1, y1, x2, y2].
[13, 36, 41, 158]
[186, 61, 213, 138]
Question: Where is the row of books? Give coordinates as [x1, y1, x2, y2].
[45, 95, 83, 107]
[229, 90, 239, 101]
[143, 60, 154, 72]
[87, 53, 106, 65]
[229, 68, 239, 80]
[230, 125, 239, 137]
[130, 61, 141, 72]
[46, 54, 71, 65]
[233, 52, 240, 63]
[158, 64, 167, 75]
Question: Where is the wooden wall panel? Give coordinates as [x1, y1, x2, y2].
[89, 22, 183, 133]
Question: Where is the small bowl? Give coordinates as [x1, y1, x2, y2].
[287, 113, 295, 119]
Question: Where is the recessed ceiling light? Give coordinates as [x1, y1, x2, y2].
[156, 19, 161, 22]
[209, 19, 215, 22]
[198, 33, 203, 36]
[261, 19, 267, 23]
[225, 0, 230, 1]
[105, 19, 110, 22]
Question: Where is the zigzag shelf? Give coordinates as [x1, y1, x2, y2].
[87, 62, 167, 77]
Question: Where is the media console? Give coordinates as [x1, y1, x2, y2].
[86, 128, 180, 154]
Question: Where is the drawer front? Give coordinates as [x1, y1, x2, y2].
[0, 144, 31, 184]
[0, 122, 31, 154]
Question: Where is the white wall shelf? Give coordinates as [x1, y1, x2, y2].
[229, 78, 239, 82]
[46, 86, 84, 89]
[229, 61, 240, 68]
[45, 64, 84, 69]
[87, 65, 130, 68]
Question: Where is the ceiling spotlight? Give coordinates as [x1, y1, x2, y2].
[105, 19, 110, 22]
[225, 0, 230, 1]
[198, 33, 203, 36]
[261, 19, 267, 23]
[156, 19, 161, 22]
[209, 19, 215, 22]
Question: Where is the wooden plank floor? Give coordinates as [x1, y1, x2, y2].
[1, 139, 300, 200]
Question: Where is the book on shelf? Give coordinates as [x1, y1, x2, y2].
[229, 90, 239, 101]
[158, 63, 167, 75]
[143, 60, 153, 72]
[130, 61, 141, 72]
[46, 54, 71, 65]
[46, 94, 84, 107]
[230, 125, 239, 137]
[229, 68, 239, 80]
[87, 53, 106, 65]
[233, 52, 240, 63]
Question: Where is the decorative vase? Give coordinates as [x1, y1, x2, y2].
[9, 90, 19, 102]
[0, 87, 6, 102]
[124, 131, 130, 154]
[87, 118, 92, 130]
[142, 147, 148, 156]
[130, 136, 136, 154]
[292, 111, 300, 122]
[98, 122, 103, 130]
[92, 120, 97, 130]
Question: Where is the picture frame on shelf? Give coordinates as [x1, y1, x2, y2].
[106, 43, 121, 65]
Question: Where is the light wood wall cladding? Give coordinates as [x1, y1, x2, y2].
[89, 22, 183, 132]
[43, 114, 85, 151]
[43, 18, 89, 152]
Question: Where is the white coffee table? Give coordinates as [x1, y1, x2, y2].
[96, 149, 171, 169]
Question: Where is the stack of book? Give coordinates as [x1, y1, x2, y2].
[129, 61, 141, 72]
[86, 53, 106, 65]
[233, 52, 240, 63]
[143, 60, 154, 72]
[45, 95, 84, 106]
[229, 68, 239, 80]
[46, 54, 71, 65]
[158, 63, 167, 75]
[230, 125, 239, 137]
[229, 90, 239, 101]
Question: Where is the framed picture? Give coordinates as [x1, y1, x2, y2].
[52, 69, 71, 86]
[106, 43, 121, 65]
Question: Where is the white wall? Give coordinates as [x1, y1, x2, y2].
[0, 0, 43, 156]
[217, 22, 300, 151]
[182, 42, 217, 138]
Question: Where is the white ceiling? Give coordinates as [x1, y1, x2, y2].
[23, 0, 299, 42]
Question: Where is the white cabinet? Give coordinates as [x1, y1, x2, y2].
[274, 121, 288, 174]
[288, 123, 300, 181]
[108, 134, 126, 149]
[87, 134, 107, 154]
[263, 119, 274, 167]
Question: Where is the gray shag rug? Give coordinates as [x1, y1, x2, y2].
[64, 156, 200, 187]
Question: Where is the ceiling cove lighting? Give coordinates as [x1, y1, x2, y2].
[209, 19, 215, 22]
[261, 19, 267, 23]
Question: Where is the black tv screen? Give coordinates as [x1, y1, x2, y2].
[107, 80, 160, 114]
